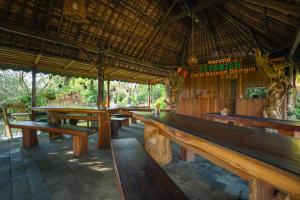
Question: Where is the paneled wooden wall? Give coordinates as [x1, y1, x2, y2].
[178, 69, 268, 118]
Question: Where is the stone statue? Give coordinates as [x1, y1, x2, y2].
[255, 49, 289, 119]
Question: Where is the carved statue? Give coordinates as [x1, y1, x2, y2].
[255, 49, 289, 119]
[164, 70, 185, 111]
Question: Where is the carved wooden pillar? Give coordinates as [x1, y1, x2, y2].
[31, 65, 37, 121]
[144, 123, 172, 165]
[97, 49, 105, 107]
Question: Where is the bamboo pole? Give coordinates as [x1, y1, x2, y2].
[97, 49, 105, 107]
[107, 77, 110, 107]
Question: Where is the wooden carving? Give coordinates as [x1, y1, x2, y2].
[255, 49, 289, 119]
[164, 71, 184, 111]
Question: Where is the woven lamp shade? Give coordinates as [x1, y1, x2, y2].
[188, 54, 198, 66]
[63, 0, 87, 23]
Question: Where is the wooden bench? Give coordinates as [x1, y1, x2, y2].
[111, 138, 189, 200]
[9, 121, 96, 156]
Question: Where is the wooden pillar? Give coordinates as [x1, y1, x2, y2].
[148, 82, 151, 108]
[97, 112, 111, 148]
[106, 78, 110, 107]
[97, 49, 105, 107]
[2, 106, 12, 139]
[31, 65, 37, 121]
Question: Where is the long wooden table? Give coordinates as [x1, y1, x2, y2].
[206, 112, 300, 138]
[133, 112, 300, 200]
[33, 106, 154, 148]
[34, 106, 120, 148]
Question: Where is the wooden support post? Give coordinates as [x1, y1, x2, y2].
[48, 111, 62, 139]
[107, 78, 110, 107]
[179, 146, 195, 161]
[144, 123, 172, 165]
[97, 49, 105, 107]
[97, 112, 111, 148]
[2, 106, 12, 139]
[31, 65, 37, 121]
[248, 177, 279, 200]
[22, 129, 38, 148]
[73, 135, 88, 156]
[148, 82, 151, 108]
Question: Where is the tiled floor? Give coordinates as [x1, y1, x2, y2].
[0, 123, 248, 200]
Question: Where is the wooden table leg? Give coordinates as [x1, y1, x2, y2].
[48, 111, 63, 139]
[97, 113, 111, 148]
[22, 129, 38, 148]
[144, 123, 172, 165]
[248, 177, 290, 200]
[131, 117, 137, 124]
[73, 135, 88, 156]
[179, 146, 195, 161]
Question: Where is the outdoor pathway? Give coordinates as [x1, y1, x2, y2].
[0, 123, 248, 200]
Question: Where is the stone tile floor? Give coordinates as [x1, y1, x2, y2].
[0, 122, 248, 200]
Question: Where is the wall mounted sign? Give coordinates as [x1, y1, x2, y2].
[191, 58, 256, 78]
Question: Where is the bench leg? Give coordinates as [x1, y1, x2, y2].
[179, 146, 195, 161]
[73, 136, 88, 156]
[22, 129, 38, 148]
[48, 111, 63, 139]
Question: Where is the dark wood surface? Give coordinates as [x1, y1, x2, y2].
[134, 112, 300, 176]
[9, 121, 96, 136]
[207, 112, 300, 131]
[111, 138, 189, 200]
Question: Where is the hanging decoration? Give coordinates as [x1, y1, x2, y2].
[188, 16, 198, 66]
[63, 0, 87, 23]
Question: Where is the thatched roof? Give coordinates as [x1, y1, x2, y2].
[0, 0, 299, 83]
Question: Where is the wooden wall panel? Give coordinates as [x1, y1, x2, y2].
[236, 99, 268, 117]
[178, 69, 267, 118]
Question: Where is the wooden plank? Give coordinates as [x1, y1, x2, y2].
[179, 147, 195, 162]
[73, 135, 88, 156]
[2, 106, 12, 139]
[111, 138, 189, 200]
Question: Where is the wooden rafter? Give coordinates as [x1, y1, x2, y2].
[159, 0, 220, 26]
[138, 0, 177, 59]
[64, 60, 75, 70]
[31, 0, 40, 27]
[34, 54, 42, 65]
[45, 0, 53, 32]
[289, 25, 300, 59]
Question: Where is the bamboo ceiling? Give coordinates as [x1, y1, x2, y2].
[0, 0, 299, 82]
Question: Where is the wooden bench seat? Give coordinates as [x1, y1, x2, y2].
[10, 121, 96, 156]
[111, 138, 189, 200]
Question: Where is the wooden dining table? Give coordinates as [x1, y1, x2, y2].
[206, 112, 300, 138]
[33, 106, 120, 148]
[133, 111, 300, 200]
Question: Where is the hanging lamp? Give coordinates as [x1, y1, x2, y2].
[63, 0, 87, 23]
[188, 16, 198, 66]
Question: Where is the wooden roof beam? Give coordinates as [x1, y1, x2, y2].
[159, 0, 220, 26]
[138, 0, 177, 59]
[64, 60, 75, 70]
[0, 21, 169, 75]
[242, 0, 300, 18]
[289, 25, 300, 60]
[34, 54, 42, 65]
